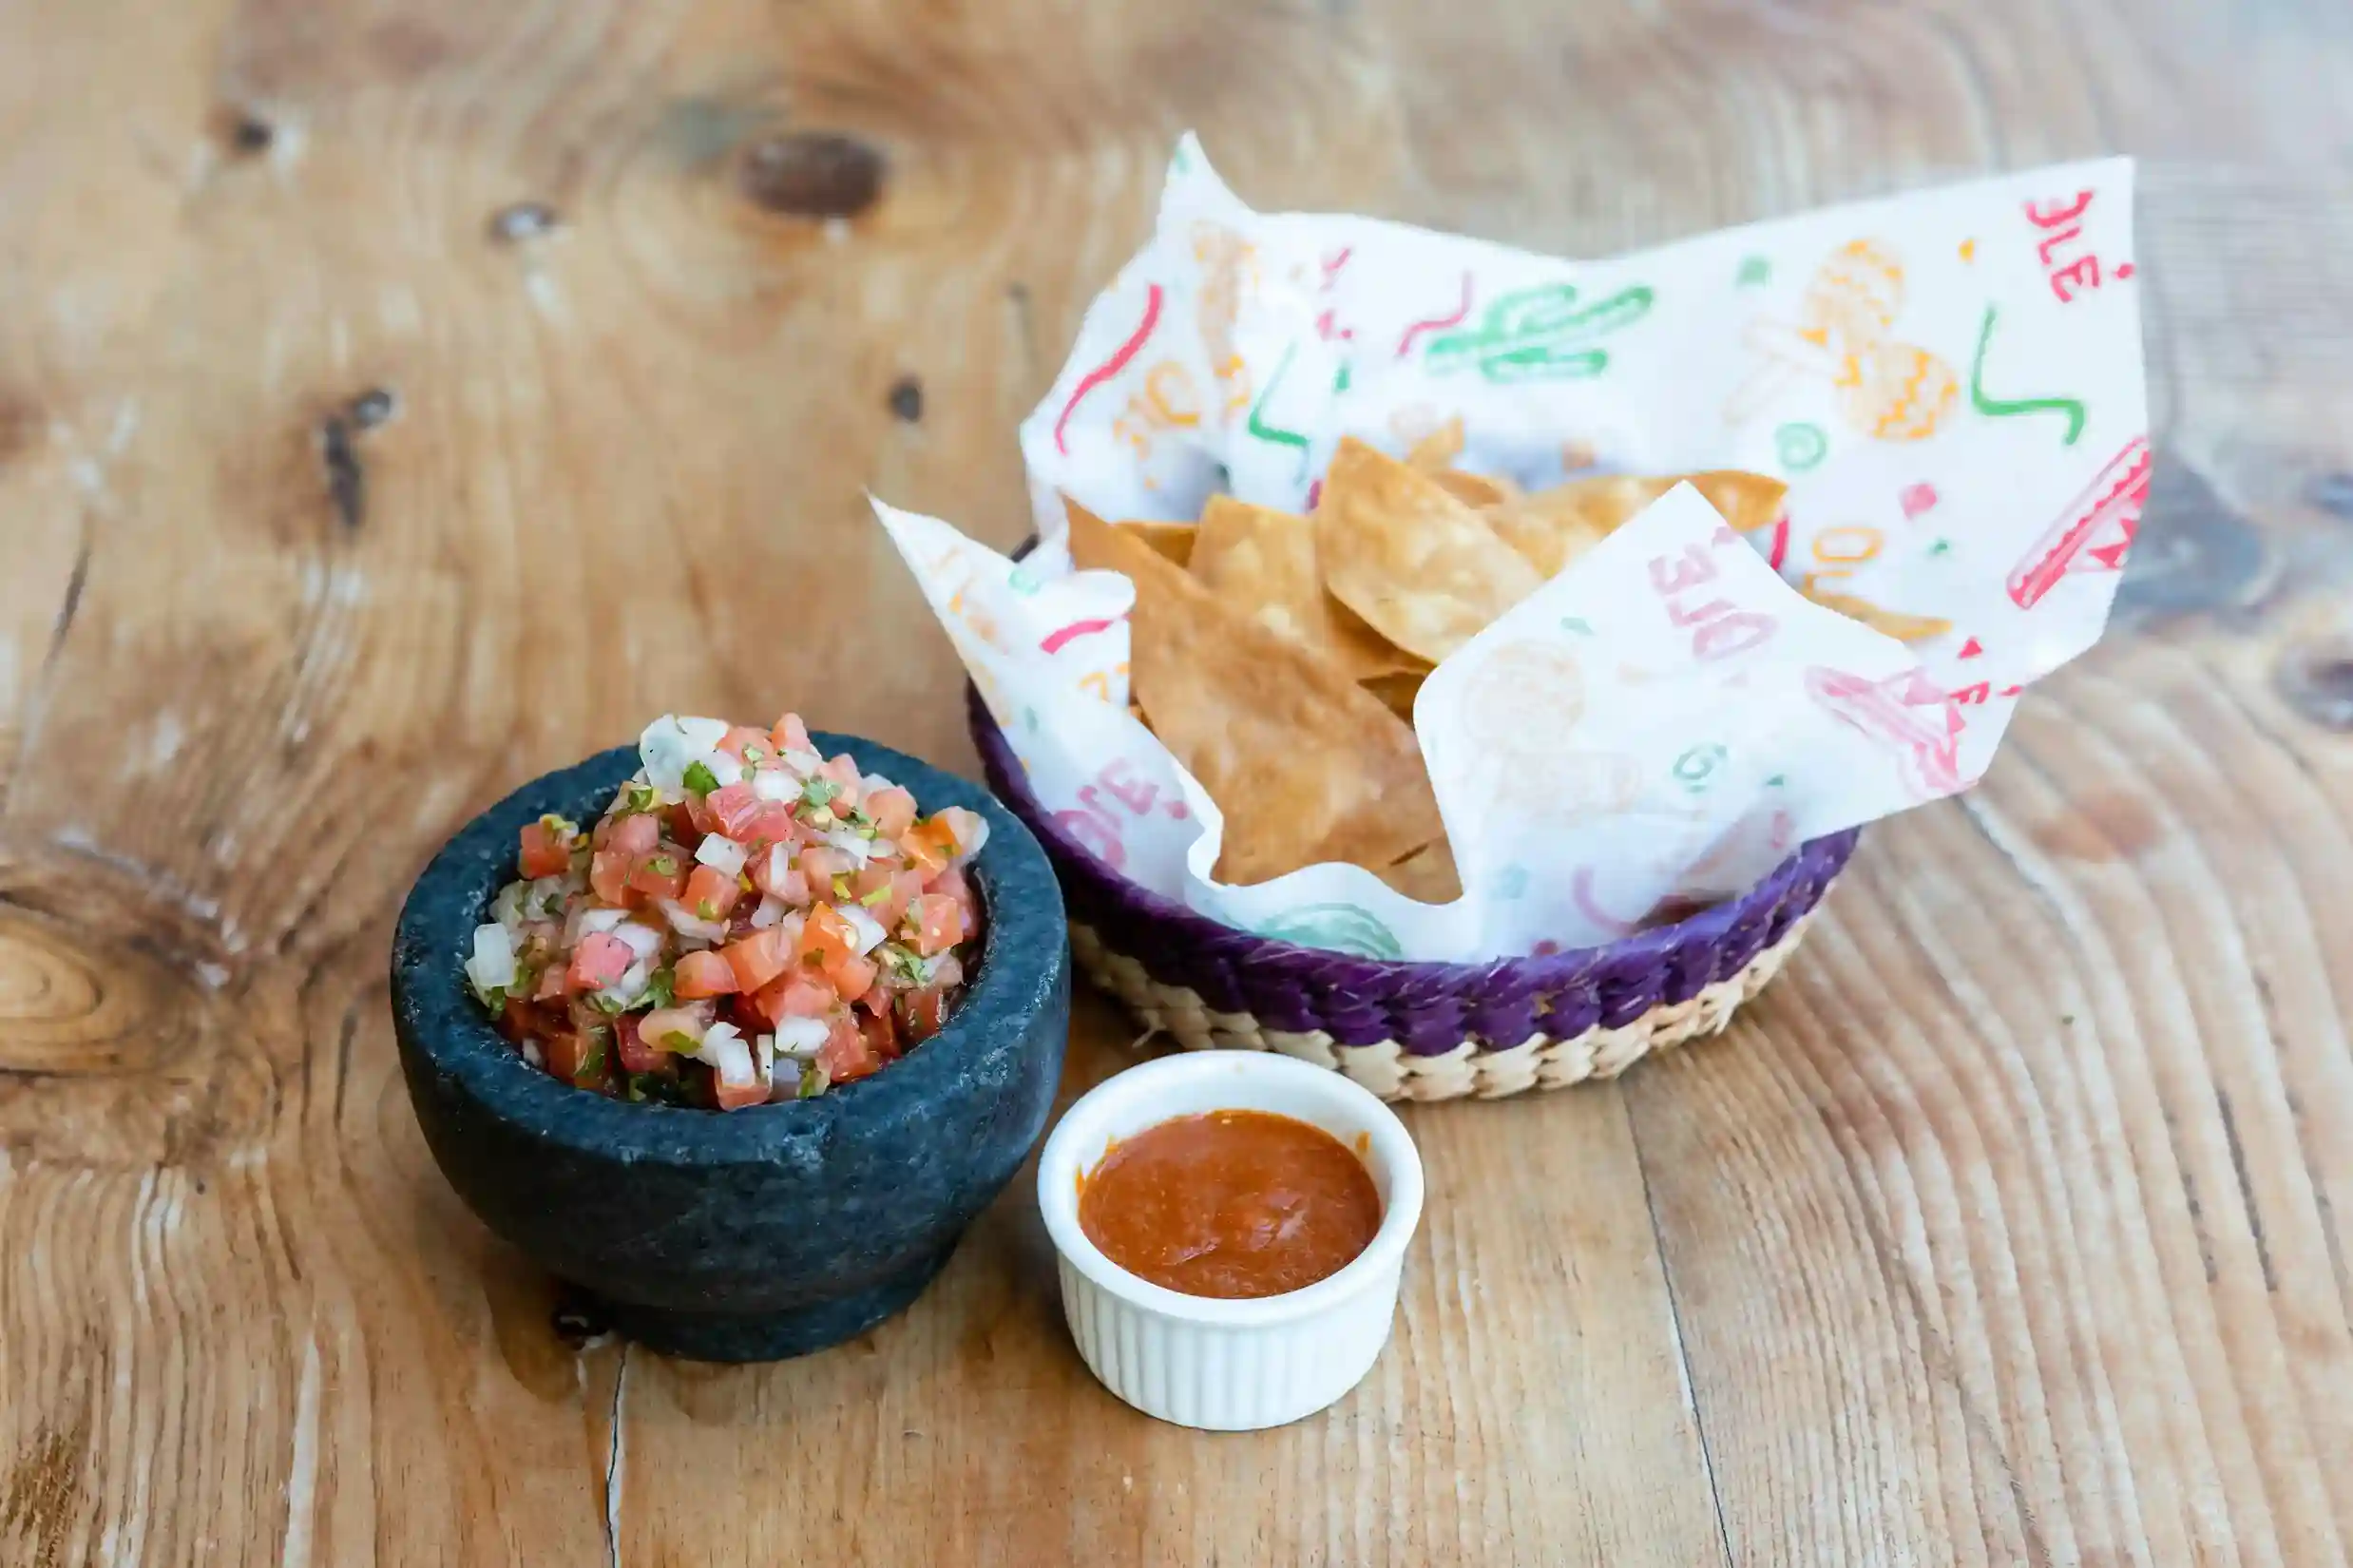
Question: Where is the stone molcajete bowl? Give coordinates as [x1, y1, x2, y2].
[391, 735, 1070, 1363]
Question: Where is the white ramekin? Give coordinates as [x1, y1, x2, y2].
[1037, 1050, 1425, 1431]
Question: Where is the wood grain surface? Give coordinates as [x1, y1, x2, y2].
[1, 0, 2348, 1562]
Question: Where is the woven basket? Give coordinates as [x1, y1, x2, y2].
[966, 686, 1856, 1101]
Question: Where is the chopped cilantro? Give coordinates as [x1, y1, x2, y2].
[616, 780, 661, 815]
[698, 899, 720, 921]
[858, 885, 890, 908]
[662, 1030, 699, 1054]
[641, 966, 676, 1010]
[801, 777, 841, 810]
[737, 870, 756, 891]
[539, 813, 581, 839]
[832, 874, 852, 900]
[589, 991, 627, 1015]
[682, 760, 719, 797]
[878, 945, 925, 985]
[575, 1034, 607, 1083]
[647, 854, 678, 876]
[472, 981, 507, 1010]
[797, 1062, 826, 1099]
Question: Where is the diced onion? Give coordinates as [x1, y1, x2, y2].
[676, 716, 730, 752]
[490, 882, 527, 927]
[950, 813, 990, 859]
[657, 901, 730, 947]
[750, 770, 797, 802]
[841, 903, 887, 956]
[748, 894, 787, 930]
[578, 907, 631, 937]
[695, 833, 749, 876]
[774, 1017, 830, 1058]
[860, 772, 895, 794]
[603, 958, 651, 1006]
[697, 1022, 757, 1088]
[781, 748, 822, 775]
[822, 827, 877, 867]
[614, 919, 665, 961]
[526, 876, 571, 918]
[466, 924, 516, 993]
[690, 748, 745, 790]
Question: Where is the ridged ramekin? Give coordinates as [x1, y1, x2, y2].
[1037, 1051, 1425, 1430]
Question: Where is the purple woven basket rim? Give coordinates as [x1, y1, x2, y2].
[964, 680, 1858, 992]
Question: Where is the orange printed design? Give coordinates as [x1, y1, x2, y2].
[1193, 223, 1259, 424]
[1110, 359, 1205, 482]
[1450, 641, 1643, 823]
[1727, 239, 1961, 443]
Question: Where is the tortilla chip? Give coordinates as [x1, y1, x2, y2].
[1315, 438, 1543, 663]
[1376, 839, 1461, 904]
[1187, 496, 1416, 682]
[1404, 417, 1465, 472]
[1063, 498, 1444, 886]
[1433, 468, 1520, 508]
[1119, 520, 1196, 568]
[1487, 470, 1788, 578]
[1359, 668, 1427, 722]
[1803, 586, 1953, 642]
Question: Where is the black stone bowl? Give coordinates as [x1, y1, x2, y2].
[390, 736, 1069, 1363]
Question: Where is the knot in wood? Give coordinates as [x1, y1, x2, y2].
[738, 132, 886, 220]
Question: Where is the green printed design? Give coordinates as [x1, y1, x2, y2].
[1969, 305, 2086, 446]
[1736, 256, 1772, 288]
[1424, 283, 1654, 383]
[1775, 421, 1828, 471]
[1246, 342, 1313, 479]
[1253, 904, 1406, 962]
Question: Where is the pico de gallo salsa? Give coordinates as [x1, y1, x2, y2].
[465, 713, 986, 1108]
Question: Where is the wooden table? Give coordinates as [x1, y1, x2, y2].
[3, 1, 2349, 1562]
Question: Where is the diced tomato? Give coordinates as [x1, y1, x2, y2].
[566, 931, 632, 992]
[625, 851, 688, 902]
[937, 807, 986, 857]
[933, 865, 979, 940]
[664, 802, 705, 849]
[908, 892, 963, 956]
[682, 865, 742, 922]
[825, 952, 877, 1005]
[720, 927, 791, 993]
[900, 984, 951, 1043]
[588, 850, 634, 906]
[797, 904, 860, 968]
[798, 845, 854, 884]
[771, 713, 813, 755]
[518, 821, 572, 879]
[736, 802, 800, 854]
[748, 845, 809, 904]
[533, 962, 567, 1001]
[745, 969, 834, 1027]
[611, 813, 660, 857]
[851, 866, 921, 930]
[674, 949, 739, 999]
[860, 785, 917, 840]
[858, 1006, 901, 1063]
[901, 817, 956, 878]
[639, 1007, 704, 1053]
[717, 725, 771, 761]
[614, 1014, 662, 1073]
[703, 782, 758, 838]
[816, 754, 863, 807]
[817, 1011, 881, 1083]
[714, 1075, 769, 1110]
[544, 1031, 591, 1081]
